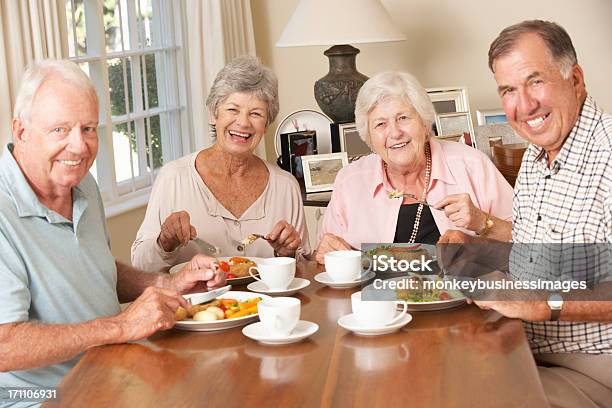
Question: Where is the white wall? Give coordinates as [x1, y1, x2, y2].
[252, 0, 612, 160]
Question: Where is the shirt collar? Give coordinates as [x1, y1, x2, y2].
[370, 138, 457, 198]
[528, 95, 600, 174]
[0, 143, 85, 223]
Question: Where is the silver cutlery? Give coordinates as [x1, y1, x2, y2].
[185, 284, 232, 306]
[392, 192, 436, 209]
[192, 237, 219, 255]
[241, 233, 268, 246]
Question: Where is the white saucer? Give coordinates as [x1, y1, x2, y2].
[337, 312, 412, 336]
[242, 320, 319, 345]
[314, 271, 376, 289]
[246, 278, 310, 296]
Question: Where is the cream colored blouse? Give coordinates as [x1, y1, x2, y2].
[131, 152, 311, 272]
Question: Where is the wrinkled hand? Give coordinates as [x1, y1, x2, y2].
[170, 254, 226, 294]
[437, 231, 510, 278]
[113, 286, 188, 342]
[472, 299, 550, 321]
[435, 193, 486, 233]
[266, 220, 301, 257]
[436, 230, 476, 275]
[315, 233, 352, 264]
[158, 211, 196, 252]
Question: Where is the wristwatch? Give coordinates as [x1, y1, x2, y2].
[476, 213, 494, 236]
[547, 293, 564, 321]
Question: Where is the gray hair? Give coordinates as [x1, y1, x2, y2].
[206, 55, 279, 126]
[14, 59, 98, 121]
[355, 71, 436, 145]
[488, 20, 578, 79]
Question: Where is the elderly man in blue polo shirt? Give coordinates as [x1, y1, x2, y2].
[0, 59, 225, 404]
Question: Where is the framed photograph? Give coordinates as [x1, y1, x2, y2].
[426, 86, 470, 114]
[435, 112, 476, 147]
[476, 109, 507, 126]
[279, 130, 318, 180]
[301, 152, 349, 193]
[330, 122, 371, 160]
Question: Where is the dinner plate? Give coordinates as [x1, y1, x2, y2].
[337, 313, 412, 336]
[247, 278, 310, 296]
[314, 271, 376, 289]
[274, 109, 333, 156]
[363, 275, 466, 311]
[174, 291, 270, 332]
[362, 243, 437, 261]
[170, 257, 266, 285]
[242, 320, 319, 345]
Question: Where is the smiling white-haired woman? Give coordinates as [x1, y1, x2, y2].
[315, 71, 513, 263]
[133, 56, 310, 272]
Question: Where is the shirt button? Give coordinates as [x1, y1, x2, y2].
[234, 221, 240, 226]
[537, 215, 542, 221]
[545, 175, 551, 179]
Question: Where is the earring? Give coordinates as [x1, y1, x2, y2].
[209, 124, 217, 138]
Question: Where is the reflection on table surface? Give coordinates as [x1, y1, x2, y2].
[48, 261, 547, 408]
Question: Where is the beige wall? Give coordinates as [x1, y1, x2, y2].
[252, 0, 612, 161]
[108, 1, 612, 258]
[107, 206, 147, 264]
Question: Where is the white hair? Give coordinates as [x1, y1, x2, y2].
[355, 71, 436, 145]
[13, 59, 98, 121]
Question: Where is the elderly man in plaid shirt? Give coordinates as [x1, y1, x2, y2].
[442, 20, 611, 407]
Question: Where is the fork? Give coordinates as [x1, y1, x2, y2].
[390, 191, 436, 209]
[241, 233, 268, 247]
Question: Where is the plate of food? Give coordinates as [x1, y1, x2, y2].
[362, 274, 465, 312]
[170, 256, 265, 285]
[362, 243, 438, 275]
[174, 291, 270, 332]
[363, 243, 436, 261]
[393, 275, 466, 311]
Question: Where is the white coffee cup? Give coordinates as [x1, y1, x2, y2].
[249, 257, 296, 290]
[325, 250, 363, 282]
[258, 297, 301, 337]
[351, 291, 407, 327]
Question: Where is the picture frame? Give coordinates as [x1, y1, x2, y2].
[330, 122, 371, 160]
[476, 109, 507, 126]
[279, 130, 318, 180]
[301, 152, 349, 193]
[435, 112, 476, 147]
[426, 86, 470, 114]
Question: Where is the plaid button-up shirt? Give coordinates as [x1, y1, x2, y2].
[512, 96, 612, 354]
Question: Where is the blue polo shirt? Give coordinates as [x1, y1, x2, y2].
[0, 144, 121, 404]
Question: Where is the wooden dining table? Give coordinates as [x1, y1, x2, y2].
[47, 261, 548, 408]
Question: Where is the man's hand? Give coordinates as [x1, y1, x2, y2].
[266, 220, 301, 257]
[315, 233, 352, 264]
[472, 299, 550, 321]
[435, 193, 487, 233]
[437, 231, 511, 278]
[169, 254, 226, 294]
[112, 286, 189, 343]
[158, 211, 196, 252]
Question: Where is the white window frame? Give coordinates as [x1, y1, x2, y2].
[65, 0, 193, 217]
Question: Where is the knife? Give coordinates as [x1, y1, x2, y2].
[192, 237, 219, 255]
[185, 284, 232, 306]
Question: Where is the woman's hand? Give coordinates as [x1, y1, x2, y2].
[266, 220, 301, 257]
[435, 193, 486, 233]
[158, 211, 197, 252]
[315, 233, 352, 264]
